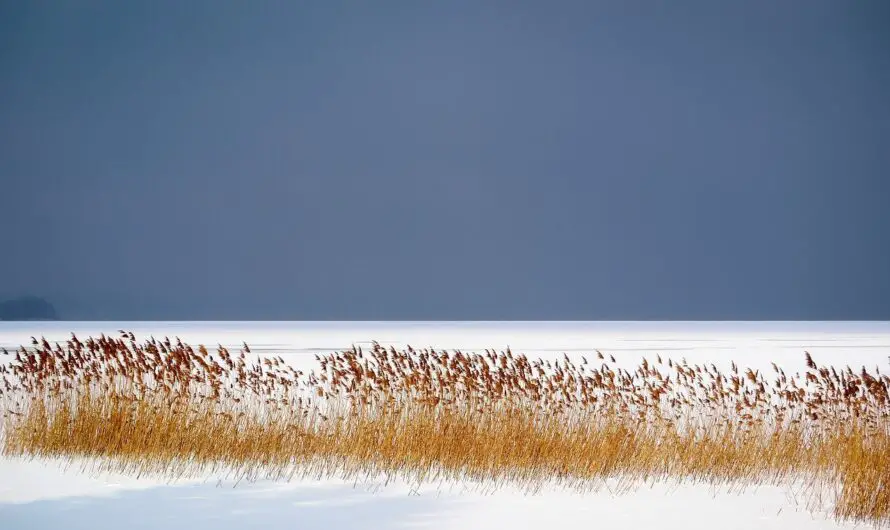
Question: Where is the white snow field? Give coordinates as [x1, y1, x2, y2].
[1, 321, 888, 530]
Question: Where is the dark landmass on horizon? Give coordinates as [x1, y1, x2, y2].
[0, 296, 60, 321]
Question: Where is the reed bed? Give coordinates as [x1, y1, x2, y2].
[1, 332, 889, 525]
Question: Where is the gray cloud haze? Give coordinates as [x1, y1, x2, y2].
[1, 1, 888, 320]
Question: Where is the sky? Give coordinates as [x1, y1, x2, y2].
[1, 1, 888, 320]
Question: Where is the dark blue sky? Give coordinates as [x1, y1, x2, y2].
[1, 1, 888, 320]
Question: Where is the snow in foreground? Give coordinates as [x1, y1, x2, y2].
[1, 321, 887, 529]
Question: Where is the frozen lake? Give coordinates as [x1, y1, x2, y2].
[1, 321, 888, 529]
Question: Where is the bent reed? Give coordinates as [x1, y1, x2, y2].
[1, 332, 888, 525]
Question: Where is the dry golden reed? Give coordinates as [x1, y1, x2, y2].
[1, 332, 888, 525]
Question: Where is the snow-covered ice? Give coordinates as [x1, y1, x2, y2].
[1, 321, 887, 529]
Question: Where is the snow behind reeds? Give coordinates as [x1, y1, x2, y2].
[1, 321, 887, 529]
